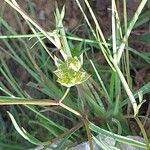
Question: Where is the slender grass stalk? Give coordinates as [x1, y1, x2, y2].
[75, 0, 115, 71]
[115, 2, 123, 39]
[0, 87, 14, 97]
[123, 0, 132, 118]
[75, 0, 96, 38]
[112, 0, 117, 62]
[0, 32, 55, 39]
[89, 122, 147, 149]
[84, 0, 108, 50]
[117, 0, 148, 62]
[4, 0, 56, 47]
[0, 33, 110, 47]
[123, 0, 131, 87]
[83, 118, 93, 150]
[111, 0, 121, 115]
[135, 117, 150, 150]
[114, 63, 137, 116]
[0, 61, 25, 97]
[27, 21, 54, 60]
[90, 60, 112, 106]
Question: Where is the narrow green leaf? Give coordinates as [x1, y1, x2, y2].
[7, 111, 48, 145]
[89, 122, 146, 149]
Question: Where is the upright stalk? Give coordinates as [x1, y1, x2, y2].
[82, 116, 93, 150]
[112, 0, 121, 115]
[123, 0, 132, 116]
[123, 0, 131, 87]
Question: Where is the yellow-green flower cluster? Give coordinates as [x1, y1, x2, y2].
[54, 57, 90, 87]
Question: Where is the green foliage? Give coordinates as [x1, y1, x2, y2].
[0, 0, 149, 149]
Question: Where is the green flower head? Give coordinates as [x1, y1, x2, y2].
[54, 57, 90, 87]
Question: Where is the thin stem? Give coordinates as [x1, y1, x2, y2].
[75, 0, 96, 38]
[59, 88, 70, 103]
[135, 117, 150, 150]
[0, 97, 81, 117]
[27, 21, 54, 60]
[0, 33, 110, 46]
[123, 0, 131, 86]
[59, 103, 82, 117]
[90, 60, 112, 106]
[0, 99, 59, 106]
[114, 63, 137, 115]
[4, 0, 56, 47]
[84, 0, 108, 49]
[112, 0, 117, 62]
[111, 1, 121, 115]
[75, 0, 115, 71]
[117, 0, 148, 62]
[83, 117, 93, 150]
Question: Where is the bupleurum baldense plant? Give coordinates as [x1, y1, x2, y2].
[54, 56, 90, 87]
[0, 0, 149, 149]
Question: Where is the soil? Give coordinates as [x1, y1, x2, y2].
[0, 0, 150, 139]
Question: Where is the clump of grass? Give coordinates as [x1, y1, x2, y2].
[0, 0, 150, 149]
